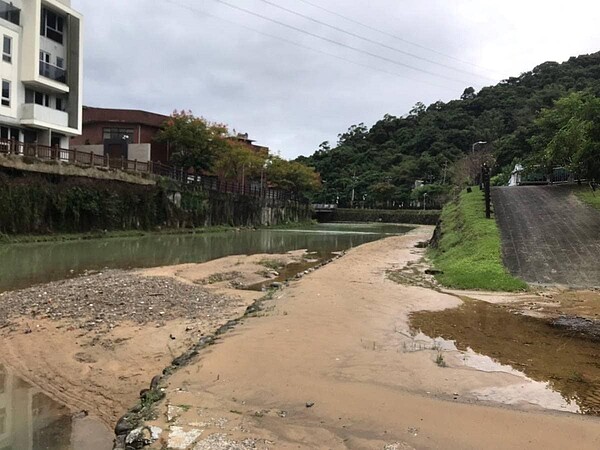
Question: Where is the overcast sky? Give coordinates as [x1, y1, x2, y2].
[72, 0, 600, 159]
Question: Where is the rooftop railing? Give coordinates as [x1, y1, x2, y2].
[0, 1, 20, 26]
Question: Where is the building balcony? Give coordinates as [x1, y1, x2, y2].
[39, 61, 67, 84]
[0, 0, 20, 26]
[20, 103, 69, 128]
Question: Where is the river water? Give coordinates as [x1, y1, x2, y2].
[0, 223, 412, 449]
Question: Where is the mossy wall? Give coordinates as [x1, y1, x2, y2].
[0, 169, 309, 235]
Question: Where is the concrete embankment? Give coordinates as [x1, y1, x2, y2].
[0, 167, 309, 235]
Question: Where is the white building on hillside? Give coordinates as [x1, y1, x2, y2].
[0, 0, 82, 149]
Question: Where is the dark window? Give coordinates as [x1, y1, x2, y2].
[0, 1, 20, 26]
[103, 128, 135, 143]
[55, 97, 63, 111]
[41, 8, 65, 45]
[56, 57, 64, 69]
[1, 80, 9, 107]
[34, 91, 49, 107]
[0, 127, 8, 139]
[2, 36, 10, 63]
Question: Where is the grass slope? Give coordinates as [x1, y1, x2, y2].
[573, 186, 600, 211]
[429, 189, 527, 291]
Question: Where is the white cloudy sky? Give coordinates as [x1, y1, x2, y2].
[72, 0, 600, 159]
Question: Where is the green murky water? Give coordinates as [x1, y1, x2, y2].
[0, 223, 412, 294]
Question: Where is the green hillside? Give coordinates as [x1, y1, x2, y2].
[298, 51, 600, 207]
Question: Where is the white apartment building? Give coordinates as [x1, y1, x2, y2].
[0, 0, 82, 149]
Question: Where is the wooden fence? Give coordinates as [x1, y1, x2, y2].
[0, 138, 298, 202]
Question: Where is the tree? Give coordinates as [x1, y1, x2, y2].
[156, 110, 230, 172]
[267, 156, 321, 194]
[530, 92, 600, 180]
[213, 141, 266, 183]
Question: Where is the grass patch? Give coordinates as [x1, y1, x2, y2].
[258, 258, 286, 270]
[573, 185, 600, 211]
[428, 189, 528, 291]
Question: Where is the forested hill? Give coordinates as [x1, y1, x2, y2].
[298, 51, 600, 207]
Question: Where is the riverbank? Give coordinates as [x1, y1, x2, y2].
[0, 221, 318, 244]
[141, 226, 599, 450]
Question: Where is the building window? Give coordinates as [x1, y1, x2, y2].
[56, 56, 64, 69]
[40, 8, 65, 45]
[35, 91, 49, 107]
[2, 36, 10, 63]
[1, 80, 9, 107]
[25, 89, 50, 107]
[103, 128, 135, 143]
[55, 97, 65, 111]
[39, 51, 67, 84]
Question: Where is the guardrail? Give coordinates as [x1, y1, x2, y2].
[0, 138, 299, 202]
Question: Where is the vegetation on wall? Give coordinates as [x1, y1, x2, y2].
[0, 169, 308, 235]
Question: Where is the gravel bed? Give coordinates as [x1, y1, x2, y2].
[0, 270, 234, 330]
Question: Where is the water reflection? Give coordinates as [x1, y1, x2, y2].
[0, 224, 412, 293]
[0, 364, 111, 450]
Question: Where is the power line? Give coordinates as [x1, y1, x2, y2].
[164, 0, 455, 90]
[295, 0, 501, 78]
[256, 0, 495, 82]
[207, 0, 471, 85]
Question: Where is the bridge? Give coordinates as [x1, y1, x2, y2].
[312, 204, 337, 213]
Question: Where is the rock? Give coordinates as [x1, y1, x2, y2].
[125, 426, 162, 448]
[305, 402, 315, 408]
[424, 269, 443, 275]
[150, 374, 162, 390]
[114, 415, 134, 435]
[270, 282, 283, 289]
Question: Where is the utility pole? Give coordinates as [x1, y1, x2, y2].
[350, 170, 357, 208]
[482, 163, 491, 219]
[442, 161, 448, 185]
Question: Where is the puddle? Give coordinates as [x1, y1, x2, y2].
[0, 363, 112, 450]
[245, 251, 337, 291]
[410, 298, 600, 415]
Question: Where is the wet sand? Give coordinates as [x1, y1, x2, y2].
[0, 252, 312, 428]
[148, 226, 600, 449]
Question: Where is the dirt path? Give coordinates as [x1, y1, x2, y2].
[148, 226, 600, 450]
[492, 185, 600, 288]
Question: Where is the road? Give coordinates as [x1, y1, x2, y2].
[492, 185, 600, 287]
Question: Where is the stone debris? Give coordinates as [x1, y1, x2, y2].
[125, 426, 162, 448]
[168, 426, 204, 449]
[0, 270, 236, 330]
[192, 433, 258, 450]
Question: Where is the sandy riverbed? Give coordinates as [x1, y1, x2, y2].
[1, 226, 599, 449]
[0, 250, 310, 429]
[144, 226, 600, 450]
